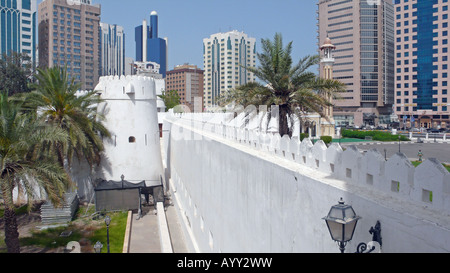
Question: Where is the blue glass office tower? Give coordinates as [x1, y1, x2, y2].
[415, 0, 434, 111]
[0, 0, 37, 66]
[394, 0, 450, 129]
[135, 11, 167, 77]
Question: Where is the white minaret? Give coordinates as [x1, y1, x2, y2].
[320, 36, 336, 81]
[319, 36, 336, 137]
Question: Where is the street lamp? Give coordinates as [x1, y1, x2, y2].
[323, 198, 383, 253]
[105, 215, 111, 253]
[94, 241, 103, 253]
[322, 198, 361, 253]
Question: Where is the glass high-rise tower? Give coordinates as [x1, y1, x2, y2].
[0, 0, 37, 66]
[135, 11, 168, 77]
[100, 22, 125, 76]
[394, 0, 450, 129]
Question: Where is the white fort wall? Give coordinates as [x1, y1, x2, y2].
[71, 76, 165, 200]
[163, 113, 450, 253]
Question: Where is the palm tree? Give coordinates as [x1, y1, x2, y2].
[0, 93, 70, 253]
[219, 33, 346, 137]
[22, 66, 110, 169]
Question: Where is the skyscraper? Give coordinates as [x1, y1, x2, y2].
[394, 0, 450, 129]
[135, 11, 168, 77]
[0, 0, 37, 66]
[100, 22, 125, 76]
[317, 0, 395, 127]
[38, 0, 100, 90]
[203, 30, 256, 108]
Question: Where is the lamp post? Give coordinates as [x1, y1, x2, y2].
[398, 135, 401, 153]
[94, 241, 103, 253]
[105, 215, 111, 253]
[323, 198, 382, 253]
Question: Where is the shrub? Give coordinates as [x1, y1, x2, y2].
[320, 136, 333, 144]
[300, 133, 309, 141]
[341, 129, 410, 142]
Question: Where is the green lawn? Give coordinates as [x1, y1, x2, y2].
[88, 211, 128, 253]
[332, 138, 371, 143]
[1, 203, 129, 253]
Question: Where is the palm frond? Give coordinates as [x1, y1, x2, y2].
[24, 67, 110, 169]
[223, 33, 346, 136]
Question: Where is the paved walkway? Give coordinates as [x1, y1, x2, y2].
[128, 206, 161, 253]
[128, 202, 188, 253]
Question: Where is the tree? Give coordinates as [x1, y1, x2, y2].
[158, 89, 181, 111]
[0, 93, 70, 253]
[22, 66, 110, 169]
[219, 33, 346, 137]
[0, 51, 34, 96]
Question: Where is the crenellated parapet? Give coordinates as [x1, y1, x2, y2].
[165, 112, 450, 215]
[94, 75, 160, 100]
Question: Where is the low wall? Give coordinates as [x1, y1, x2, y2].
[163, 113, 450, 253]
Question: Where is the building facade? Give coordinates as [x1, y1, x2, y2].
[203, 30, 256, 108]
[317, 0, 395, 127]
[135, 11, 168, 78]
[394, 0, 450, 129]
[0, 0, 37, 66]
[99, 22, 125, 76]
[166, 64, 204, 112]
[38, 0, 100, 90]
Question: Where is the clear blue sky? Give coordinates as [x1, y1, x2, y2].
[38, 0, 319, 71]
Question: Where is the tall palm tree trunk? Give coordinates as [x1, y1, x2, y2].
[1, 184, 20, 253]
[55, 141, 65, 168]
[279, 105, 291, 137]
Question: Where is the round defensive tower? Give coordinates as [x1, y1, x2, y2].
[95, 75, 164, 187]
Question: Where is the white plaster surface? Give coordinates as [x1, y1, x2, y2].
[163, 113, 450, 253]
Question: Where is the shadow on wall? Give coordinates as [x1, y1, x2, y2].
[70, 153, 113, 202]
